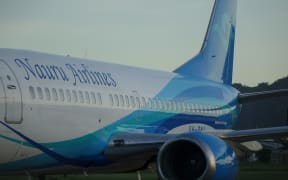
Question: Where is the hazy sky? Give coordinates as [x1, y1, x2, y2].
[0, 0, 287, 86]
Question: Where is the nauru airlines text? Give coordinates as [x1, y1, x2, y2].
[15, 58, 117, 87]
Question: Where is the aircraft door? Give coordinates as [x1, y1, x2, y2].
[0, 60, 23, 124]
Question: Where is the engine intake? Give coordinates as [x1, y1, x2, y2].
[157, 133, 238, 180]
[157, 136, 215, 180]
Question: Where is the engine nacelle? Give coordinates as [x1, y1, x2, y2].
[157, 133, 238, 180]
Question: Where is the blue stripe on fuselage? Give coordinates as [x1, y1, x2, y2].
[0, 76, 240, 172]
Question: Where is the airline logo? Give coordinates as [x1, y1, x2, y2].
[14, 58, 118, 87]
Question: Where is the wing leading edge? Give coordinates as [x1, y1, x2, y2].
[105, 126, 288, 160]
[220, 126, 288, 142]
[238, 89, 288, 104]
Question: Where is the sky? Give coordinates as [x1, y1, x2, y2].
[0, 0, 287, 86]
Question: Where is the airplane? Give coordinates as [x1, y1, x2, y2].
[1, 0, 288, 179]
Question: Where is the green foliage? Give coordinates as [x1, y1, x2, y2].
[2, 163, 288, 180]
[256, 149, 272, 163]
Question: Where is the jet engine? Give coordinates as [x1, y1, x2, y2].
[157, 133, 238, 180]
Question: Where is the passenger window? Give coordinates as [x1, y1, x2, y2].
[158, 99, 163, 110]
[141, 97, 146, 108]
[185, 103, 190, 112]
[52, 88, 58, 101]
[125, 95, 130, 107]
[182, 103, 188, 112]
[29, 86, 36, 99]
[135, 97, 140, 108]
[203, 105, 207, 113]
[97, 93, 102, 105]
[188, 104, 193, 112]
[195, 104, 199, 113]
[152, 99, 158, 110]
[66, 89, 71, 103]
[199, 104, 203, 111]
[147, 98, 153, 109]
[163, 100, 168, 111]
[37, 87, 43, 100]
[119, 95, 124, 107]
[59, 89, 65, 102]
[72, 90, 78, 103]
[199, 104, 204, 113]
[190, 104, 194, 112]
[85, 91, 90, 104]
[179, 102, 184, 112]
[172, 101, 177, 111]
[79, 91, 84, 103]
[182, 103, 186, 112]
[175, 102, 180, 112]
[109, 94, 114, 106]
[161, 100, 165, 110]
[204, 105, 208, 113]
[91, 92, 96, 104]
[130, 96, 135, 108]
[161, 100, 166, 111]
[167, 101, 172, 111]
[44, 87, 51, 101]
[161, 100, 166, 110]
[114, 94, 119, 107]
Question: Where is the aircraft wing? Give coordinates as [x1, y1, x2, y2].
[215, 126, 288, 151]
[219, 126, 288, 142]
[104, 133, 170, 161]
[103, 126, 288, 178]
[238, 89, 288, 103]
[104, 126, 288, 161]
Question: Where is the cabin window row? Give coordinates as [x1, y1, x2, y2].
[28, 86, 226, 115]
[29, 86, 102, 105]
[109, 94, 143, 109]
[108, 93, 224, 115]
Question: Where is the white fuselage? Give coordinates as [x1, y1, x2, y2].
[0, 48, 238, 174]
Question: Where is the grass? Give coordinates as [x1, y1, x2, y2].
[1, 163, 288, 180]
[236, 162, 288, 180]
